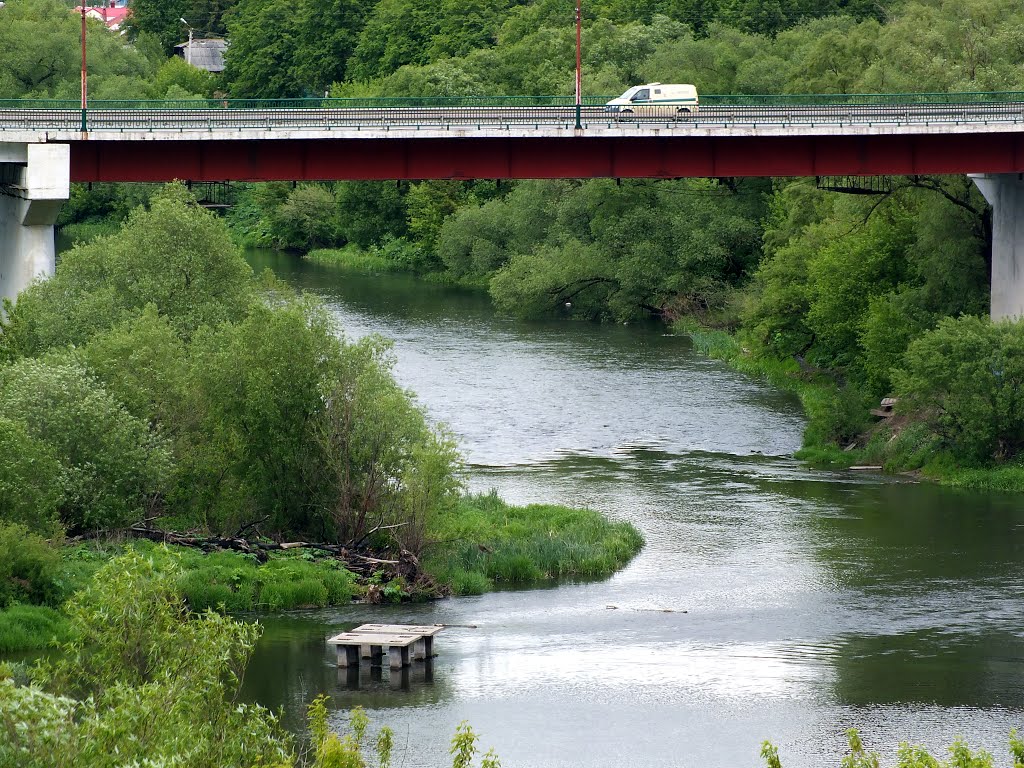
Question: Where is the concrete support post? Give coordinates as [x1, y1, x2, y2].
[969, 173, 1024, 321]
[0, 143, 70, 309]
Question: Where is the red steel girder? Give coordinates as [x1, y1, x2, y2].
[67, 132, 1024, 183]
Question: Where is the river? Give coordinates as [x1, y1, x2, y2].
[243, 251, 1024, 768]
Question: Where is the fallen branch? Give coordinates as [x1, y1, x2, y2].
[122, 524, 417, 580]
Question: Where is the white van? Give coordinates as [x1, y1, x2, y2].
[605, 83, 699, 116]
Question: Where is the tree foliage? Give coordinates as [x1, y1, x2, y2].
[0, 419, 64, 535]
[125, 0, 233, 54]
[0, 0, 156, 99]
[0, 357, 172, 534]
[1, 552, 294, 768]
[894, 317, 1024, 463]
[3, 184, 254, 358]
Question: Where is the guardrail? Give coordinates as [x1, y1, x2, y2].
[5, 91, 1024, 110]
[1, 92, 1024, 132]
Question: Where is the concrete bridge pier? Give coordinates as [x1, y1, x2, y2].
[970, 173, 1024, 320]
[0, 143, 70, 309]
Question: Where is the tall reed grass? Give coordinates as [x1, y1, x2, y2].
[423, 492, 644, 595]
[132, 541, 359, 611]
[0, 605, 71, 652]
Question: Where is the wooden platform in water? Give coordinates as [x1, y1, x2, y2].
[327, 623, 443, 669]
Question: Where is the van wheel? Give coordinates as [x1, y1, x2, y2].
[676, 107, 693, 117]
[620, 108, 633, 115]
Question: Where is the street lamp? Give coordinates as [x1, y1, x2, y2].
[575, 0, 582, 129]
[180, 18, 194, 65]
[80, 3, 87, 131]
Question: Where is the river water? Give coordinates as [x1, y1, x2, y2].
[243, 251, 1024, 768]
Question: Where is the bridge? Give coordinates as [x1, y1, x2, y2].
[3, 93, 1024, 318]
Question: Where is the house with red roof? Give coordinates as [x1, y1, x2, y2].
[73, 4, 131, 32]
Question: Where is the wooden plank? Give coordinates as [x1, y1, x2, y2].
[352, 623, 444, 637]
[327, 632, 420, 647]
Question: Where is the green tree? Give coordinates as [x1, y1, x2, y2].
[348, 0, 444, 81]
[3, 184, 254, 357]
[291, 0, 378, 92]
[222, 0, 304, 97]
[270, 184, 342, 250]
[123, 0, 191, 54]
[894, 316, 1024, 463]
[79, 305, 192, 435]
[125, 0, 234, 54]
[405, 181, 474, 269]
[335, 181, 409, 249]
[0, 419, 64, 535]
[313, 335, 462, 550]
[184, 297, 340, 534]
[0, 0, 154, 99]
[153, 55, 216, 97]
[0, 358, 172, 533]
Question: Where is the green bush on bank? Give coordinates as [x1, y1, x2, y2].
[678, 317, 1024, 490]
[135, 542, 360, 612]
[894, 316, 1024, 464]
[0, 552, 295, 768]
[423, 492, 644, 596]
[0, 523, 67, 610]
[0, 539, 363, 654]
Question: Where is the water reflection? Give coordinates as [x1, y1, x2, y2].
[832, 631, 1024, 708]
[338, 659, 435, 691]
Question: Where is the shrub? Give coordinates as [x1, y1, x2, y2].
[0, 605, 71, 652]
[0, 357, 173, 533]
[0, 522, 64, 609]
[4, 551, 297, 767]
[801, 384, 873, 449]
[894, 316, 1024, 464]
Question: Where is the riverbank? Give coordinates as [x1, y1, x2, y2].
[0, 493, 643, 654]
[675, 319, 1024, 493]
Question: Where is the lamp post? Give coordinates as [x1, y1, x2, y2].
[574, 0, 582, 129]
[80, 4, 87, 131]
[180, 18, 194, 65]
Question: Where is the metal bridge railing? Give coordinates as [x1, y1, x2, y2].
[2, 92, 1024, 132]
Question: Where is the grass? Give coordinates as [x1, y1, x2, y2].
[0, 493, 642, 651]
[58, 220, 122, 245]
[422, 491, 645, 595]
[0, 605, 71, 653]
[129, 541, 359, 612]
[0, 542, 361, 654]
[305, 245, 407, 273]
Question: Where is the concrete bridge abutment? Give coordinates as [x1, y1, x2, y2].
[969, 173, 1024, 321]
[0, 143, 69, 309]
